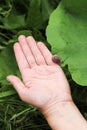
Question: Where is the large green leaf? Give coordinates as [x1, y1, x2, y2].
[46, 3, 87, 86]
[62, 0, 87, 14]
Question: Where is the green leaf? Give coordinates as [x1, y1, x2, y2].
[46, 3, 87, 86]
[4, 12, 25, 30]
[0, 45, 18, 84]
[41, 0, 53, 21]
[62, 0, 87, 14]
[26, 0, 43, 29]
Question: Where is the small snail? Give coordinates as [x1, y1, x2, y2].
[52, 55, 63, 65]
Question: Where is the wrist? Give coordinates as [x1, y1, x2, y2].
[41, 100, 73, 118]
[41, 101, 87, 130]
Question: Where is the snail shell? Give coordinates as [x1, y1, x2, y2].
[52, 55, 63, 65]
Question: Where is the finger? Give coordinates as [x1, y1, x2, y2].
[37, 42, 56, 65]
[18, 35, 37, 68]
[14, 43, 30, 73]
[6, 75, 26, 101]
[26, 36, 46, 65]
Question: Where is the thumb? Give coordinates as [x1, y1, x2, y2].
[6, 75, 25, 97]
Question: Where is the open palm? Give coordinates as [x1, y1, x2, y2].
[7, 36, 72, 110]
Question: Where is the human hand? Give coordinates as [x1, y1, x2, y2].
[7, 35, 72, 112]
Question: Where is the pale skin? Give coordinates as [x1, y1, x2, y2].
[7, 35, 87, 130]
